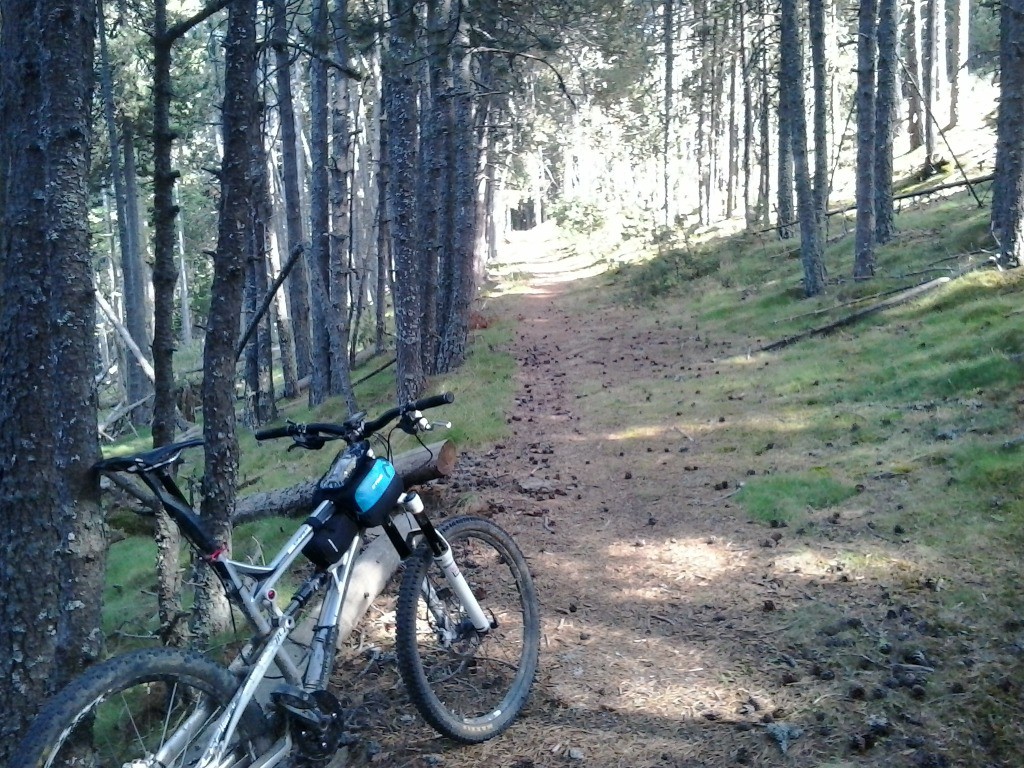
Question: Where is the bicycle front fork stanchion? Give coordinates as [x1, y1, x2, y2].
[400, 493, 492, 635]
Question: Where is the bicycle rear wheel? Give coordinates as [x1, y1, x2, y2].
[12, 647, 275, 768]
[395, 515, 540, 743]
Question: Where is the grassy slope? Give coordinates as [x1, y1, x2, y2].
[594, 180, 1024, 762]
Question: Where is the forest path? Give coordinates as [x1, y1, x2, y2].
[346, 225, 951, 768]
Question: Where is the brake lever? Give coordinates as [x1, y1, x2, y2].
[288, 434, 326, 451]
[399, 410, 451, 435]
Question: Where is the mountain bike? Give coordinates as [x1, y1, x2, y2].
[13, 392, 540, 767]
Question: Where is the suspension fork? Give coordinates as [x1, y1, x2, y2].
[401, 493, 492, 634]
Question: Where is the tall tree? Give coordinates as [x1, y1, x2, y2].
[854, 0, 878, 279]
[809, 0, 829, 220]
[435, 2, 481, 370]
[328, 0, 357, 411]
[662, 0, 675, 228]
[776, 89, 795, 239]
[98, 5, 153, 426]
[271, 0, 313, 389]
[308, 0, 333, 407]
[992, 0, 1024, 266]
[922, 0, 937, 171]
[949, 0, 971, 129]
[779, 0, 826, 295]
[904, 0, 924, 151]
[0, 0, 104, 757]
[151, 0, 232, 449]
[874, 0, 899, 244]
[384, 0, 426, 403]
[193, 0, 257, 643]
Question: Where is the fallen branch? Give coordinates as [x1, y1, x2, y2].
[759, 276, 952, 352]
[233, 439, 457, 523]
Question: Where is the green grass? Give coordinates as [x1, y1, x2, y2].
[735, 471, 859, 525]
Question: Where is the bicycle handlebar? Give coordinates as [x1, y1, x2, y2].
[254, 391, 455, 444]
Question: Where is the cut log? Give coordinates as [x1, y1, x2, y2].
[233, 439, 456, 524]
[289, 513, 418, 651]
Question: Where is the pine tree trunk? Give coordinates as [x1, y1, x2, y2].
[98, 6, 142, 414]
[149, 0, 186, 649]
[740, 3, 754, 226]
[272, 0, 313, 383]
[417, 0, 445, 373]
[376, 99, 391, 356]
[329, 0, 357, 411]
[949, 0, 970, 129]
[780, 0, 826, 295]
[308, 0, 332, 408]
[266, 160, 300, 399]
[874, 0, 900, 244]
[195, 0, 257, 645]
[663, 0, 675, 227]
[385, 0, 425, 403]
[152, 4, 177, 448]
[992, 0, 1024, 266]
[922, 0, 937, 170]
[905, 0, 925, 151]
[173, 176, 194, 345]
[121, 124, 155, 426]
[809, 0, 829, 222]
[854, 0, 879, 279]
[776, 86, 795, 239]
[436, 10, 480, 372]
[0, 0, 104, 755]
[758, 4, 772, 228]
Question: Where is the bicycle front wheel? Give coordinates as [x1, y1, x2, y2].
[396, 515, 540, 743]
[12, 647, 275, 768]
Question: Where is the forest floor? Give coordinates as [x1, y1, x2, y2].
[337, 223, 1021, 768]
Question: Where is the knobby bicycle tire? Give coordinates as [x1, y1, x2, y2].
[395, 515, 540, 742]
[12, 646, 273, 768]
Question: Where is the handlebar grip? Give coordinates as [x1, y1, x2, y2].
[254, 424, 294, 441]
[414, 392, 454, 411]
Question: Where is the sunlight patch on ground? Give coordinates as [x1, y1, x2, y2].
[601, 409, 814, 443]
[603, 538, 745, 595]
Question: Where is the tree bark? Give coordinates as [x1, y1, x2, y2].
[776, 83, 795, 239]
[0, 0, 104, 755]
[418, 0, 447, 373]
[874, 0, 899, 244]
[272, 0, 313, 383]
[435, 3, 480, 372]
[663, 0, 675, 228]
[385, 0, 426, 403]
[948, 0, 970, 129]
[922, 0, 937, 171]
[329, 0, 358, 412]
[992, 0, 1024, 266]
[854, 0, 878, 279]
[151, 3, 178, 449]
[904, 0, 924, 151]
[194, 0, 258, 645]
[809, 0, 829, 223]
[121, 123, 155, 426]
[308, 0, 333, 408]
[780, 0, 826, 295]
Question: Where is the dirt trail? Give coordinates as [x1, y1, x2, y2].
[345, 228, 967, 768]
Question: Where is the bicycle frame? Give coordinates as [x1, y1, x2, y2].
[142, 481, 491, 767]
